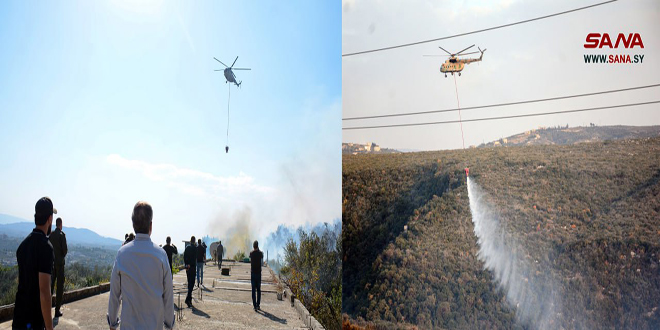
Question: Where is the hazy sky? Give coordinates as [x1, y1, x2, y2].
[343, 0, 660, 150]
[0, 1, 341, 247]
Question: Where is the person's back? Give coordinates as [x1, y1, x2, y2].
[48, 217, 67, 317]
[184, 243, 196, 268]
[163, 244, 177, 267]
[14, 229, 54, 329]
[195, 240, 206, 286]
[107, 202, 173, 330]
[249, 241, 264, 311]
[14, 197, 57, 330]
[48, 226, 66, 264]
[250, 249, 263, 274]
[162, 237, 177, 272]
[217, 243, 224, 268]
[183, 239, 197, 307]
[196, 241, 206, 263]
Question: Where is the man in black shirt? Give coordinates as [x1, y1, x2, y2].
[183, 236, 197, 308]
[249, 240, 263, 311]
[13, 197, 57, 330]
[48, 217, 67, 318]
[162, 236, 178, 278]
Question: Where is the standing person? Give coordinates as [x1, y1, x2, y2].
[162, 237, 178, 278]
[13, 197, 57, 330]
[250, 240, 264, 311]
[217, 241, 224, 270]
[183, 236, 197, 308]
[49, 217, 67, 318]
[196, 239, 207, 287]
[107, 201, 174, 330]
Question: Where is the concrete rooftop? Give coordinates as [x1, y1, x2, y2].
[1, 261, 307, 329]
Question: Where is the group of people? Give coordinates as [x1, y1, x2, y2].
[12, 197, 265, 329]
[179, 238, 264, 311]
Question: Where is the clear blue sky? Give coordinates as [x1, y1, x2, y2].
[0, 1, 341, 251]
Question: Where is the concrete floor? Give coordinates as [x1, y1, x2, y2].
[0, 261, 307, 329]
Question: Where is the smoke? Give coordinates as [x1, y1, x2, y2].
[467, 177, 560, 329]
[262, 219, 341, 274]
[207, 206, 256, 259]
[204, 97, 340, 257]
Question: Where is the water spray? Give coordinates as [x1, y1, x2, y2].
[467, 177, 560, 329]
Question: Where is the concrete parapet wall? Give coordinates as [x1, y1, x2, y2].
[269, 267, 325, 330]
[0, 282, 110, 323]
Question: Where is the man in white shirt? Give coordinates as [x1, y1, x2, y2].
[107, 201, 175, 330]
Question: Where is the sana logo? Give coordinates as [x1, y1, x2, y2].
[584, 33, 644, 49]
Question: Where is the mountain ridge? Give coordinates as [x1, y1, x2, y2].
[0, 214, 122, 249]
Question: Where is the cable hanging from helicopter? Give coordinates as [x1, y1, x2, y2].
[214, 56, 251, 153]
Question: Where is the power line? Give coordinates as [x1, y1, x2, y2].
[342, 100, 660, 130]
[342, 0, 618, 57]
[343, 83, 660, 121]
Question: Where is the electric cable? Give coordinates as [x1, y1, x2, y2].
[343, 100, 660, 130]
[343, 83, 660, 121]
[342, 0, 618, 57]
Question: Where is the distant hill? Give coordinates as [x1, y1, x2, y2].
[0, 214, 122, 249]
[0, 214, 28, 225]
[342, 142, 399, 154]
[480, 125, 660, 148]
[343, 136, 660, 329]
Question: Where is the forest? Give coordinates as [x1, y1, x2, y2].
[0, 235, 117, 306]
[342, 137, 660, 329]
[0, 262, 112, 306]
[280, 223, 342, 330]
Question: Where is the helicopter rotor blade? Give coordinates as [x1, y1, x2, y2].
[214, 57, 229, 68]
[214, 69, 224, 71]
[232, 68, 251, 70]
[231, 56, 239, 68]
[455, 44, 475, 56]
[438, 46, 452, 56]
[422, 55, 449, 57]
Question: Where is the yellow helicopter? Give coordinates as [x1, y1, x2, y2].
[424, 45, 486, 77]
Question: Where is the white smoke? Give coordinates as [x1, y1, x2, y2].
[467, 177, 560, 329]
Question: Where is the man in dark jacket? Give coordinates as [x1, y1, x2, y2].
[49, 217, 67, 318]
[13, 197, 56, 330]
[250, 240, 264, 311]
[217, 241, 224, 270]
[196, 239, 207, 287]
[183, 237, 197, 307]
[162, 236, 178, 278]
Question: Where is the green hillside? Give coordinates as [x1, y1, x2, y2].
[342, 137, 660, 329]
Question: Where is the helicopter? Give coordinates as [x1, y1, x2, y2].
[214, 56, 250, 87]
[424, 45, 486, 77]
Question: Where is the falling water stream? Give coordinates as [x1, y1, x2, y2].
[467, 177, 561, 329]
